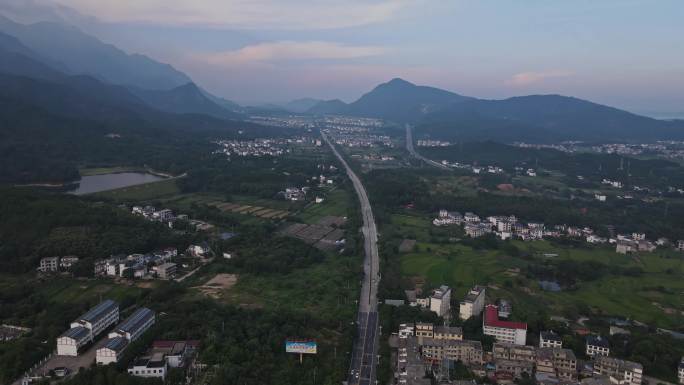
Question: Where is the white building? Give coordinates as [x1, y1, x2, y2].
[128, 353, 168, 379]
[586, 335, 610, 357]
[96, 337, 128, 365]
[128, 340, 199, 379]
[398, 324, 414, 339]
[70, 300, 120, 340]
[188, 243, 210, 258]
[483, 305, 527, 345]
[459, 286, 486, 320]
[56, 326, 91, 356]
[593, 356, 643, 385]
[152, 209, 174, 222]
[430, 286, 451, 317]
[678, 358, 684, 384]
[109, 308, 155, 342]
[59, 256, 80, 269]
[539, 331, 563, 348]
[153, 263, 176, 279]
[38, 257, 60, 272]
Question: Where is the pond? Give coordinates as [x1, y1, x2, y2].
[67, 172, 166, 195]
[538, 280, 562, 292]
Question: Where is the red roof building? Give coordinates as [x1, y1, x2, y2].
[483, 305, 527, 345]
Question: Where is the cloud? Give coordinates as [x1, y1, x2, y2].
[505, 70, 574, 86]
[197, 41, 387, 68]
[0, 0, 91, 24]
[48, 0, 415, 30]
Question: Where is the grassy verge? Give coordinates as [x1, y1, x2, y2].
[78, 166, 144, 176]
[93, 178, 180, 201]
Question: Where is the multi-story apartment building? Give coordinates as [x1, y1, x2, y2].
[56, 326, 91, 356]
[459, 286, 486, 320]
[70, 299, 120, 339]
[96, 337, 128, 365]
[430, 286, 451, 317]
[420, 338, 483, 366]
[586, 335, 610, 357]
[495, 359, 534, 379]
[58, 300, 119, 356]
[38, 256, 60, 272]
[398, 324, 414, 339]
[539, 331, 563, 348]
[415, 323, 434, 338]
[483, 305, 527, 345]
[593, 356, 643, 385]
[109, 307, 155, 342]
[414, 323, 462, 340]
[536, 347, 577, 380]
[433, 325, 463, 340]
[493, 343, 536, 363]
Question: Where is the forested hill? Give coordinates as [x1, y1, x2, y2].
[420, 95, 684, 142]
[0, 37, 283, 184]
[306, 77, 684, 142]
[0, 188, 186, 273]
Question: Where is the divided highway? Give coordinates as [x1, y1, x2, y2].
[405, 124, 451, 171]
[321, 131, 380, 385]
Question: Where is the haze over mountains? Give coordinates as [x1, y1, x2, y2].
[0, 15, 243, 118]
[1, 13, 684, 185]
[306, 78, 684, 142]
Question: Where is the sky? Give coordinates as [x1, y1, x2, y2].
[2, 0, 684, 117]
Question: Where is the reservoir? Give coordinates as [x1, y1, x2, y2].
[68, 172, 166, 195]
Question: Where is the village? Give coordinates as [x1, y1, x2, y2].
[212, 136, 320, 158]
[431, 209, 682, 255]
[390, 284, 684, 385]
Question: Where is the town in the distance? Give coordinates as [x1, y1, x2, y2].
[1, 2, 684, 385]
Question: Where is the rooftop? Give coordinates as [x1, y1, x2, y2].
[537, 347, 576, 361]
[103, 337, 128, 352]
[116, 308, 154, 334]
[61, 326, 90, 340]
[586, 335, 610, 348]
[484, 305, 527, 330]
[540, 331, 562, 342]
[77, 300, 118, 324]
[431, 285, 451, 299]
[595, 356, 643, 371]
[433, 325, 463, 335]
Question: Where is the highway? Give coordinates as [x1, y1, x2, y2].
[321, 131, 380, 385]
[405, 124, 452, 171]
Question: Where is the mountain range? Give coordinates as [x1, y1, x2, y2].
[1, 11, 684, 183]
[306, 78, 684, 142]
[0, 16, 243, 119]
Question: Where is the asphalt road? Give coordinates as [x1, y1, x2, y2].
[405, 124, 451, 171]
[321, 131, 380, 385]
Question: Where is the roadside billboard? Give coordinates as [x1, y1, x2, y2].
[285, 339, 317, 354]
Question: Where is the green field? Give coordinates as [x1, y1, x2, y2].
[298, 188, 352, 224]
[390, 213, 684, 328]
[399, 239, 684, 328]
[93, 178, 181, 201]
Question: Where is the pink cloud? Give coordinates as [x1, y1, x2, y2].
[505, 70, 574, 86]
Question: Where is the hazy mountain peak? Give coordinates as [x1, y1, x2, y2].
[382, 77, 415, 87]
[0, 15, 192, 90]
